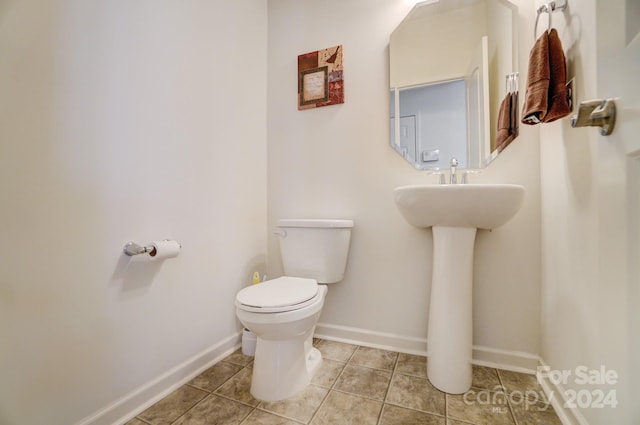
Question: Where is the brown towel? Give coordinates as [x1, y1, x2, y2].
[496, 90, 519, 153]
[542, 29, 571, 122]
[521, 31, 550, 125]
[496, 93, 513, 152]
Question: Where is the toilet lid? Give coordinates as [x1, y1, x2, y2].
[236, 276, 318, 310]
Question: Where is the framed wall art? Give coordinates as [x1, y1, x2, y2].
[298, 45, 344, 110]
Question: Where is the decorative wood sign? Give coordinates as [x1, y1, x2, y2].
[298, 45, 344, 110]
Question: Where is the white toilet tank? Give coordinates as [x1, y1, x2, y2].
[277, 219, 353, 284]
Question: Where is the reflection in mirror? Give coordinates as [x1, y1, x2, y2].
[390, 0, 518, 170]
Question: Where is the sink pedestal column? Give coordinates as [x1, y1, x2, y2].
[427, 226, 476, 394]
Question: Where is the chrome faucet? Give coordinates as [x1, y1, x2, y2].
[449, 158, 459, 184]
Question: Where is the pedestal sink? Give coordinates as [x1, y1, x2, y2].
[393, 184, 525, 394]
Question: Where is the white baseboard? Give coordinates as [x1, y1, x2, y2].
[472, 345, 540, 374]
[75, 332, 241, 425]
[314, 322, 428, 356]
[315, 322, 539, 373]
[537, 358, 591, 425]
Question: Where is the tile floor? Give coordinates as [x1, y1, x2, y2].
[125, 339, 562, 425]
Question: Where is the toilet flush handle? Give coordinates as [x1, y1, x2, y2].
[274, 229, 287, 238]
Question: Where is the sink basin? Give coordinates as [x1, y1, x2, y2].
[393, 184, 525, 229]
[393, 183, 525, 394]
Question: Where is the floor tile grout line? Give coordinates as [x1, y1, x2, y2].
[344, 342, 360, 363]
[382, 350, 401, 405]
[444, 392, 448, 420]
[167, 390, 209, 425]
[325, 340, 360, 390]
[345, 362, 397, 374]
[211, 390, 261, 410]
[188, 358, 252, 394]
[506, 394, 521, 425]
[305, 384, 333, 424]
[497, 369, 520, 425]
[382, 398, 447, 418]
[257, 400, 317, 425]
[447, 416, 475, 425]
[255, 405, 312, 425]
[237, 408, 257, 425]
[496, 368, 548, 404]
[350, 345, 399, 373]
[375, 403, 386, 425]
[329, 387, 388, 404]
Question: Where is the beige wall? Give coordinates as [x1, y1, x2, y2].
[267, 0, 541, 365]
[0, 1, 267, 424]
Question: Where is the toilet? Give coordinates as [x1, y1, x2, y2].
[235, 219, 354, 402]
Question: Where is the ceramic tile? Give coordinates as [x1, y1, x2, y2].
[173, 394, 252, 425]
[378, 404, 445, 425]
[123, 338, 562, 425]
[507, 387, 554, 406]
[395, 353, 428, 378]
[447, 391, 515, 425]
[497, 370, 544, 399]
[385, 373, 445, 416]
[311, 358, 345, 388]
[259, 385, 328, 423]
[316, 340, 357, 362]
[333, 364, 392, 401]
[471, 366, 502, 391]
[138, 385, 208, 425]
[509, 396, 563, 425]
[241, 409, 303, 425]
[310, 391, 382, 425]
[224, 349, 255, 367]
[214, 367, 260, 407]
[188, 361, 244, 392]
[349, 346, 398, 371]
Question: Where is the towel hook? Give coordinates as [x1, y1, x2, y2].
[505, 72, 519, 94]
[511, 72, 519, 93]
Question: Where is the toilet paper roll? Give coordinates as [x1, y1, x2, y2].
[148, 240, 181, 261]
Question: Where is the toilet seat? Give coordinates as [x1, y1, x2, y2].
[236, 276, 319, 313]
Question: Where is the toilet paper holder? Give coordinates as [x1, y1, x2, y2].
[123, 240, 182, 258]
[123, 242, 156, 256]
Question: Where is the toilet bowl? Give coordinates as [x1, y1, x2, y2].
[235, 219, 353, 402]
[236, 277, 327, 401]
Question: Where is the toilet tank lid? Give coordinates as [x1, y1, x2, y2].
[278, 219, 354, 228]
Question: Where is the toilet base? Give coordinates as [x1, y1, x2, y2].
[250, 334, 322, 402]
